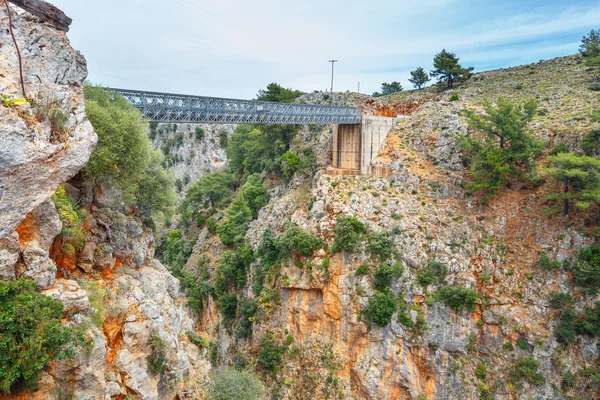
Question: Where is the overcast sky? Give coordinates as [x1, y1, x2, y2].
[50, 0, 599, 99]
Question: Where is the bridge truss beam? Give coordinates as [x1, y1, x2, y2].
[111, 88, 362, 125]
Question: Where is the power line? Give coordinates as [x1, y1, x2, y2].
[167, 0, 249, 33]
[186, 0, 252, 31]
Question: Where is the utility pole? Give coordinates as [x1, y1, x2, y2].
[358, 82, 360, 94]
[329, 60, 337, 93]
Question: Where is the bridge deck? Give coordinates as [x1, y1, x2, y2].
[111, 88, 362, 125]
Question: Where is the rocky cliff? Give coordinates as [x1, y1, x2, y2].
[0, 4, 210, 399]
[182, 55, 600, 400]
[151, 122, 233, 195]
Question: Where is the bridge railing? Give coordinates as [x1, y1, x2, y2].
[110, 88, 362, 125]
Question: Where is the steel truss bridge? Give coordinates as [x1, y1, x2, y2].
[111, 88, 362, 125]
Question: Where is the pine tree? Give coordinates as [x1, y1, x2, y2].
[545, 153, 600, 217]
[580, 29, 600, 67]
[431, 49, 474, 89]
[373, 82, 403, 97]
[408, 67, 431, 89]
[460, 97, 543, 200]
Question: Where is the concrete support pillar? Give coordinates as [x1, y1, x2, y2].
[332, 116, 398, 175]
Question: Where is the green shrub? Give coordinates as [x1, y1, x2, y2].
[538, 252, 561, 270]
[280, 151, 302, 178]
[147, 334, 168, 374]
[0, 279, 81, 394]
[208, 367, 263, 400]
[449, 94, 459, 101]
[364, 289, 397, 326]
[276, 224, 322, 258]
[516, 338, 528, 350]
[227, 124, 297, 176]
[550, 142, 570, 155]
[573, 244, 600, 294]
[51, 186, 87, 253]
[435, 285, 477, 311]
[179, 171, 236, 224]
[589, 82, 600, 91]
[241, 174, 268, 218]
[581, 130, 600, 156]
[373, 262, 403, 291]
[590, 110, 600, 123]
[214, 248, 253, 294]
[83, 86, 174, 217]
[218, 294, 238, 324]
[512, 356, 545, 386]
[475, 361, 487, 380]
[186, 331, 210, 349]
[217, 196, 253, 246]
[235, 298, 258, 338]
[355, 264, 370, 276]
[195, 127, 205, 140]
[418, 260, 448, 286]
[157, 230, 194, 275]
[332, 215, 366, 253]
[207, 216, 218, 233]
[257, 336, 282, 371]
[367, 231, 394, 258]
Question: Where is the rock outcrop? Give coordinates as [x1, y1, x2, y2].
[0, 2, 97, 239]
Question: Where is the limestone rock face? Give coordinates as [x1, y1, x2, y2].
[0, 3, 97, 239]
[151, 123, 232, 194]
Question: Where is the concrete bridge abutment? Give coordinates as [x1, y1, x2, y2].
[331, 115, 398, 175]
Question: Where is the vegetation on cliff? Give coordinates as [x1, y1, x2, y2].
[0, 279, 81, 394]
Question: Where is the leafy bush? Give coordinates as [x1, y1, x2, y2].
[512, 356, 545, 386]
[235, 298, 258, 338]
[367, 231, 394, 258]
[257, 336, 283, 371]
[581, 129, 600, 156]
[355, 264, 370, 276]
[276, 224, 322, 258]
[186, 331, 210, 349]
[136, 151, 176, 221]
[373, 262, 403, 291]
[206, 216, 218, 233]
[435, 285, 477, 311]
[83, 86, 174, 218]
[241, 173, 268, 218]
[147, 334, 168, 374]
[218, 293, 238, 324]
[217, 196, 253, 246]
[364, 289, 397, 326]
[214, 248, 253, 294]
[51, 186, 87, 254]
[538, 252, 561, 270]
[332, 215, 366, 253]
[208, 367, 263, 400]
[280, 151, 302, 178]
[180, 171, 236, 223]
[417, 260, 448, 286]
[195, 127, 205, 140]
[550, 293, 600, 345]
[589, 83, 600, 91]
[449, 94, 459, 102]
[573, 244, 600, 294]
[227, 124, 297, 176]
[0, 279, 81, 393]
[157, 230, 194, 275]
